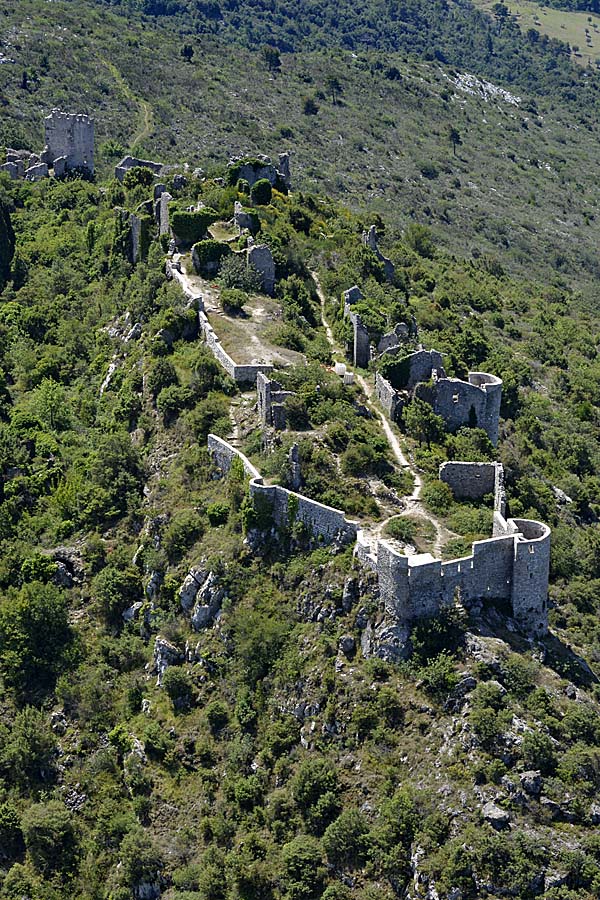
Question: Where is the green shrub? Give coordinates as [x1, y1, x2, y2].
[220, 288, 248, 313]
[206, 502, 229, 526]
[122, 166, 154, 189]
[171, 208, 218, 244]
[250, 178, 272, 205]
[0, 803, 24, 862]
[521, 731, 556, 774]
[322, 810, 369, 868]
[162, 667, 194, 711]
[21, 800, 77, 875]
[421, 480, 454, 514]
[218, 253, 262, 291]
[192, 240, 231, 275]
[384, 517, 415, 543]
[206, 700, 229, 735]
[419, 651, 459, 699]
[281, 835, 325, 900]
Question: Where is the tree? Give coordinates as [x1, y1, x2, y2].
[302, 96, 319, 115]
[250, 178, 272, 206]
[181, 43, 194, 62]
[448, 125, 462, 156]
[0, 582, 73, 697]
[261, 45, 281, 72]
[403, 398, 445, 448]
[325, 75, 342, 104]
[122, 166, 154, 190]
[21, 801, 77, 875]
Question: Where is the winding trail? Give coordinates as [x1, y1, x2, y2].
[312, 272, 455, 557]
[103, 60, 154, 152]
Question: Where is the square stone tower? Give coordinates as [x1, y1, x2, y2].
[43, 109, 94, 175]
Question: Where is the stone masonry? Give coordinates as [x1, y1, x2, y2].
[377, 348, 503, 445]
[257, 372, 296, 430]
[42, 109, 94, 174]
[356, 464, 549, 638]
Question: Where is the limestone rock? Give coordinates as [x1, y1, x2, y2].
[152, 637, 183, 685]
[339, 635, 356, 657]
[123, 602, 144, 623]
[520, 770, 542, 797]
[179, 566, 207, 611]
[482, 801, 510, 830]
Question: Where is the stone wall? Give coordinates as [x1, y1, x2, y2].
[257, 372, 295, 430]
[367, 514, 549, 637]
[250, 482, 358, 544]
[207, 436, 358, 545]
[429, 372, 502, 445]
[115, 155, 163, 182]
[247, 243, 275, 295]
[43, 109, 94, 174]
[207, 434, 262, 480]
[404, 349, 445, 389]
[198, 311, 273, 385]
[376, 372, 403, 421]
[167, 261, 273, 385]
[439, 461, 499, 500]
[349, 311, 370, 368]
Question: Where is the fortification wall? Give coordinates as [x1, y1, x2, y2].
[207, 434, 262, 481]
[376, 373, 403, 422]
[406, 349, 445, 389]
[439, 461, 498, 499]
[370, 515, 549, 637]
[250, 482, 358, 544]
[208, 436, 358, 544]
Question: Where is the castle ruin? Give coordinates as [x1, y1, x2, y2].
[375, 348, 503, 445]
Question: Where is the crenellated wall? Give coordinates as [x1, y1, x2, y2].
[361, 513, 549, 637]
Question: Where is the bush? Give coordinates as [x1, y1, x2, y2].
[21, 801, 77, 875]
[92, 565, 142, 627]
[322, 810, 369, 868]
[220, 288, 247, 313]
[384, 517, 415, 543]
[122, 166, 154, 189]
[162, 667, 194, 711]
[192, 240, 231, 275]
[418, 651, 459, 700]
[281, 835, 325, 900]
[171, 208, 218, 244]
[218, 253, 263, 292]
[250, 178, 272, 205]
[0, 803, 24, 862]
[206, 502, 229, 526]
[421, 480, 454, 514]
[521, 731, 556, 774]
[206, 700, 229, 735]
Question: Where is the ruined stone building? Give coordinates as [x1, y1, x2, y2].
[1, 109, 94, 180]
[375, 348, 503, 445]
[42, 109, 94, 175]
[257, 372, 296, 430]
[357, 461, 549, 638]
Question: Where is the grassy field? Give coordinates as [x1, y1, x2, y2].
[475, 0, 600, 67]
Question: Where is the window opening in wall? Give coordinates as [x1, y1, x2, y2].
[529, 545, 535, 554]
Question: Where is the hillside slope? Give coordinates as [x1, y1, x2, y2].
[3, 0, 600, 304]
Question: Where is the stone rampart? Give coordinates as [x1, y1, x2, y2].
[166, 261, 273, 385]
[367, 513, 549, 638]
[250, 482, 358, 544]
[207, 436, 358, 545]
[207, 434, 262, 481]
[376, 373, 403, 421]
[439, 461, 499, 500]
[257, 372, 295, 430]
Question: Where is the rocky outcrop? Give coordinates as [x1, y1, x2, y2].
[151, 637, 183, 685]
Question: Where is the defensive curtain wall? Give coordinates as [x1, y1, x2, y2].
[171, 258, 548, 638]
[167, 260, 274, 385]
[207, 435, 358, 544]
[356, 460, 549, 637]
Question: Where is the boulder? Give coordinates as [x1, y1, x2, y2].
[482, 801, 510, 830]
[152, 637, 183, 685]
[179, 566, 207, 611]
[520, 770, 542, 797]
[339, 635, 356, 657]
